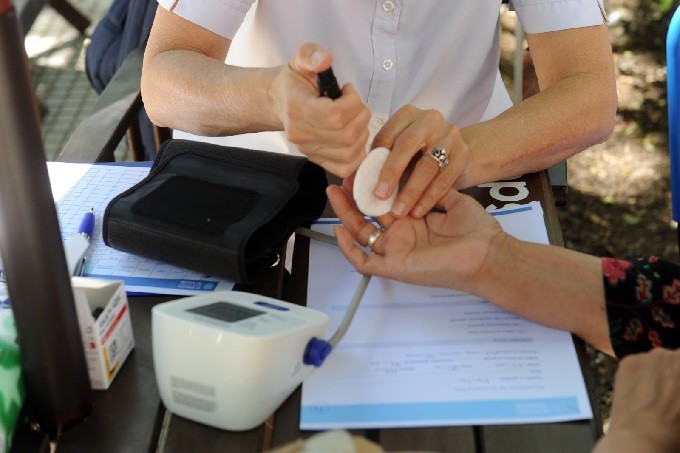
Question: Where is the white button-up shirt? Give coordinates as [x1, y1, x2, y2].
[159, 0, 606, 155]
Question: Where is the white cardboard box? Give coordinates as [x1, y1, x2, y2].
[71, 277, 135, 390]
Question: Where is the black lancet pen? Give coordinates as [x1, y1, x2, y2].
[317, 66, 342, 100]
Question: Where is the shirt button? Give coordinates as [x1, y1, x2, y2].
[382, 1, 395, 12]
[371, 118, 384, 129]
[382, 59, 394, 71]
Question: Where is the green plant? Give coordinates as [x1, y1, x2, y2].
[658, 0, 679, 13]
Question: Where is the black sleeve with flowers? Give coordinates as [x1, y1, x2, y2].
[602, 257, 680, 359]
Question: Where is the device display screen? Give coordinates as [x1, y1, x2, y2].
[187, 302, 265, 323]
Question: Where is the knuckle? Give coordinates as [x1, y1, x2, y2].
[326, 111, 345, 129]
[335, 166, 352, 178]
[394, 131, 422, 151]
[340, 127, 363, 147]
[448, 125, 462, 141]
[372, 130, 391, 148]
[338, 147, 359, 163]
[618, 354, 641, 373]
[402, 104, 418, 116]
[424, 109, 445, 124]
[286, 126, 305, 144]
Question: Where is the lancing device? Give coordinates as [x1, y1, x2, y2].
[317, 66, 341, 100]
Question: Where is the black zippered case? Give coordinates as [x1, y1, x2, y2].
[103, 139, 327, 284]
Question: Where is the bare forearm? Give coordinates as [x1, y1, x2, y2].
[458, 23, 616, 189]
[459, 71, 616, 188]
[468, 233, 614, 355]
[142, 50, 282, 136]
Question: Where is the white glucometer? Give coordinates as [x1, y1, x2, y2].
[152, 291, 329, 431]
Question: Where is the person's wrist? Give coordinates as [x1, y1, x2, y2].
[266, 65, 289, 131]
[464, 230, 514, 298]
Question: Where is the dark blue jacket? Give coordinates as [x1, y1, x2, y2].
[85, 0, 157, 160]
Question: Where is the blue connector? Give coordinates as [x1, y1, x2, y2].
[303, 337, 332, 367]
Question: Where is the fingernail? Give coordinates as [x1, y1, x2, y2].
[412, 206, 425, 218]
[311, 50, 326, 67]
[374, 181, 389, 198]
[392, 202, 405, 217]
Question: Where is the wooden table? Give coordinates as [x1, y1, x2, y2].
[13, 169, 602, 452]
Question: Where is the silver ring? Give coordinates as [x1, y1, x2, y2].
[426, 146, 449, 170]
[366, 229, 382, 251]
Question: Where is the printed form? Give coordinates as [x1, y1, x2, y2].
[301, 202, 592, 428]
[48, 162, 235, 295]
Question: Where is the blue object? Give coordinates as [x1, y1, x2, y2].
[303, 337, 332, 367]
[78, 208, 95, 240]
[254, 300, 290, 311]
[669, 6, 680, 250]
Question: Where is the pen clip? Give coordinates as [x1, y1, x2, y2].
[75, 257, 86, 277]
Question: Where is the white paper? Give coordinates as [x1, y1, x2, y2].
[301, 202, 592, 428]
[47, 162, 235, 295]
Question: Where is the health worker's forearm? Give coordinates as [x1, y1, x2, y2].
[458, 23, 617, 188]
[458, 70, 616, 188]
[141, 5, 283, 138]
[142, 49, 282, 137]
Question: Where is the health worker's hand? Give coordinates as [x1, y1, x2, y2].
[327, 184, 503, 292]
[370, 105, 471, 218]
[271, 43, 371, 178]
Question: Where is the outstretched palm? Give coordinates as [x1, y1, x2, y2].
[328, 185, 503, 292]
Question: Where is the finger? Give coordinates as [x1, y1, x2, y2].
[371, 212, 396, 232]
[371, 105, 419, 150]
[339, 176, 396, 230]
[440, 188, 467, 210]
[327, 184, 356, 219]
[327, 186, 387, 251]
[342, 174, 356, 195]
[371, 107, 429, 202]
[303, 139, 368, 179]
[296, 109, 370, 177]
[390, 147, 442, 218]
[327, 185, 373, 243]
[334, 226, 371, 271]
[289, 42, 332, 76]
[334, 226, 389, 276]
[411, 128, 470, 218]
[309, 84, 369, 128]
[412, 134, 468, 217]
[612, 353, 644, 401]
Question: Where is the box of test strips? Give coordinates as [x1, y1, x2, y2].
[71, 277, 135, 390]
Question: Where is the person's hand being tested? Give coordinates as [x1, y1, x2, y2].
[274, 43, 371, 178]
[328, 182, 613, 356]
[369, 105, 471, 219]
[327, 184, 501, 292]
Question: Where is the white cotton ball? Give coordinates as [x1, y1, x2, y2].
[353, 147, 397, 217]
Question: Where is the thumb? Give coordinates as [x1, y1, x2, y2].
[289, 42, 332, 76]
[441, 188, 466, 211]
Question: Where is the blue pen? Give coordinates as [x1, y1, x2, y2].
[64, 208, 95, 276]
[78, 207, 95, 241]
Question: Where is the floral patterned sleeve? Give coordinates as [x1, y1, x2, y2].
[602, 257, 680, 359]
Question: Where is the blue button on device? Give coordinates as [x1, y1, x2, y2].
[254, 300, 289, 311]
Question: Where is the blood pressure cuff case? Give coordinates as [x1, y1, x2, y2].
[103, 139, 327, 284]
